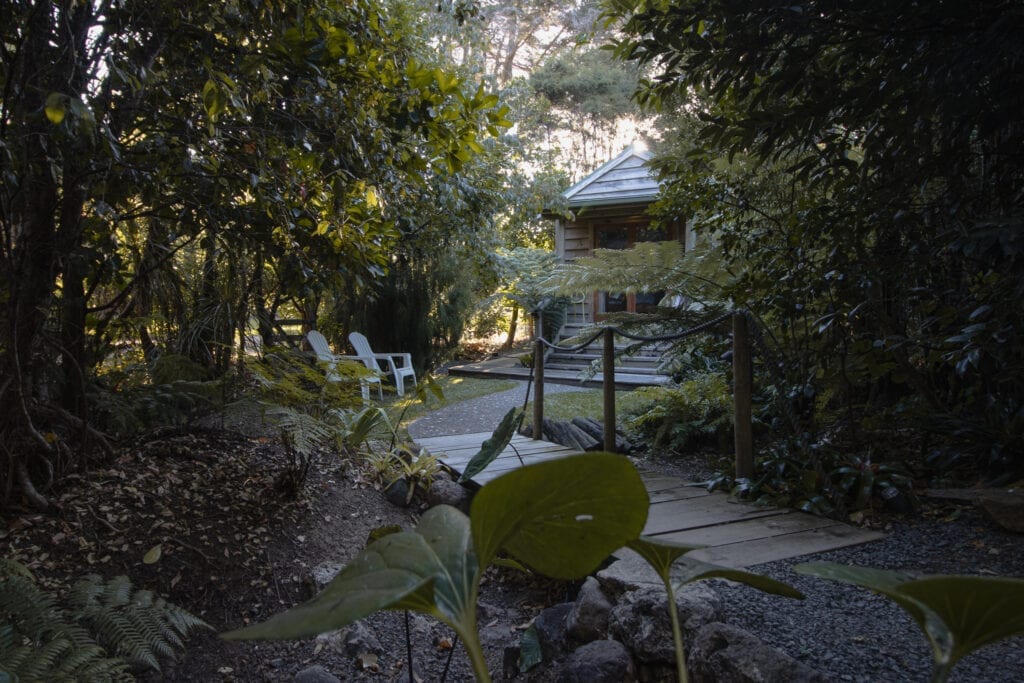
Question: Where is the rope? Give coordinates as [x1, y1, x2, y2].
[533, 310, 737, 352]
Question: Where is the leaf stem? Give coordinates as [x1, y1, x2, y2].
[665, 581, 689, 683]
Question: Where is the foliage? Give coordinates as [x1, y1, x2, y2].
[624, 373, 734, 452]
[548, 240, 730, 310]
[709, 438, 918, 518]
[457, 407, 524, 483]
[601, 0, 1024, 482]
[0, 0, 509, 508]
[831, 453, 917, 513]
[250, 346, 385, 493]
[796, 562, 1024, 683]
[225, 453, 651, 681]
[628, 537, 803, 683]
[0, 559, 206, 680]
[529, 46, 643, 170]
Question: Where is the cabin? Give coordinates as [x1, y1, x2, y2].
[552, 144, 693, 330]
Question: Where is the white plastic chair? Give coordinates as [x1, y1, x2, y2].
[306, 330, 382, 401]
[348, 332, 417, 397]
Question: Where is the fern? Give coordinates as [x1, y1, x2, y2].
[624, 372, 735, 452]
[546, 240, 733, 307]
[0, 561, 208, 680]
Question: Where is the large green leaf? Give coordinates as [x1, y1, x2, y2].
[796, 562, 1024, 675]
[627, 536, 703, 582]
[471, 453, 648, 579]
[674, 557, 804, 599]
[458, 407, 522, 484]
[223, 506, 477, 641]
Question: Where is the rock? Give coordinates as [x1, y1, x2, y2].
[979, 490, 1024, 533]
[426, 477, 472, 512]
[609, 585, 722, 664]
[293, 664, 341, 683]
[343, 622, 384, 656]
[533, 602, 573, 658]
[596, 551, 665, 599]
[309, 561, 344, 591]
[384, 477, 412, 507]
[314, 622, 383, 659]
[557, 640, 637, 683]
[566, 576, 612, 643]
[688, 622, 828, 683]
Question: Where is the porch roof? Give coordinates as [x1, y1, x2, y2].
[562, 144, 660, 209]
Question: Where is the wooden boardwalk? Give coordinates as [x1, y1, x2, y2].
[414, 432, 883, 568]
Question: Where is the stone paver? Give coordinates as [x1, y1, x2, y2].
[406, 380, 589, 439]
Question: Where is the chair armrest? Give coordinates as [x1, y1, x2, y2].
[370, 352, 412, 368]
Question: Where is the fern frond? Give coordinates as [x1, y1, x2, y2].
[546, 240, 732, 304]
[87, 609, 161, 671]
[265, 405, 333, 456]
[19, 635, 73, 679]
[1, 564, 205, 679]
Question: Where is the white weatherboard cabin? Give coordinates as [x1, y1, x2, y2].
[553, 144, 693, 331]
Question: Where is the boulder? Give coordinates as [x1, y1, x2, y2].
[384, 477, 412, 507]
[533, 602, 574, 659]
[566, 577, 613, 643]
[609, 585, 722, 664]
[293, 665, 341, 683]
[688, 622, 828, 683]
[426, 477, 472, 512]
[557, 640, 637, 683]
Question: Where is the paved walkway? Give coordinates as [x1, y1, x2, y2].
[405, 380, 590, 439]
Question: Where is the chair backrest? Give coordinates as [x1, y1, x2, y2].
[306, 330, 334, 362]
[348, 332, 382, 372]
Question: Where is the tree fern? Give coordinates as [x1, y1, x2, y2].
[0, 561, 207, 680]
[546, 240, 733, 307]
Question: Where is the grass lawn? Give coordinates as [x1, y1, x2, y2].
[522, 388, 650, 431]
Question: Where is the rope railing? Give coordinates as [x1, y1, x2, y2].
[529, 308, 754, 479]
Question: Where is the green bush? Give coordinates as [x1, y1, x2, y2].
[624, 373, 733, 452]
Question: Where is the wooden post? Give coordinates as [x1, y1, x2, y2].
[603, 327, 616, 453]
[733, 311, 754, 479]
[533, 337, 545, 441]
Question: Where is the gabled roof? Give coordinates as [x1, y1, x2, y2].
[561, 144, 660, 208]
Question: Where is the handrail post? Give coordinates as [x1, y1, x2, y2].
[733, 311, 754, 479]
[602, 327, 616, 453]
[533, 336, 544, 440]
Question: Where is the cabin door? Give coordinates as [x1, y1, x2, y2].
[593, 223, 672, 320]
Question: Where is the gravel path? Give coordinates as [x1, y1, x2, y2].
[718, 511, 1024, 682]
[406, 382, 1024, 682]
[406, 380, 590, 438]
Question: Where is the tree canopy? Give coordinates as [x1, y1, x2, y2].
[0, 0, 508, 507]
[602, 0, 1024, 478]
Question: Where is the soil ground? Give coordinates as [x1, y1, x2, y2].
[3, 371, 1021, 682]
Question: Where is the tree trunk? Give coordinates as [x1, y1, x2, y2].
[503, 303, 520, 349]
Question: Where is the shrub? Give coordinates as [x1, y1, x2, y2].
[624, 372, 733, 452]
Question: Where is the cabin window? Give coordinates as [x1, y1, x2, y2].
[594, 222, 676, 317]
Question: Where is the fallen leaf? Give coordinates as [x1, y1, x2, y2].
[143, 544, 162, 564]
[357, 652, 379, 671]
